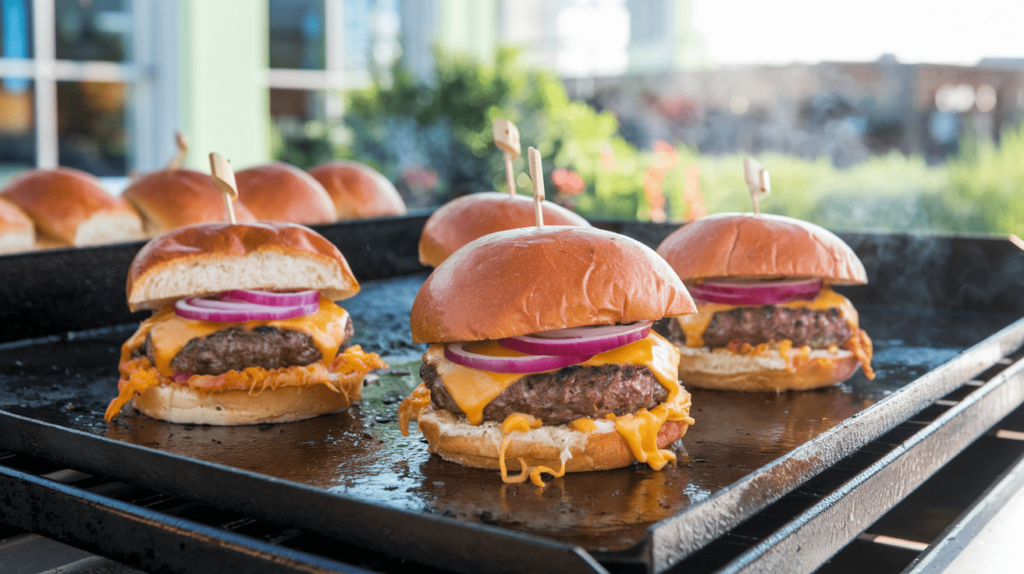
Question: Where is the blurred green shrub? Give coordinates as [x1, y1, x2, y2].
[332, 47, 1023, 236]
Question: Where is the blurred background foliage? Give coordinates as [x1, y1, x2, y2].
[285, 47, 1023, 236]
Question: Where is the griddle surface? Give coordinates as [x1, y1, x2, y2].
[0, 273, 1017, 553]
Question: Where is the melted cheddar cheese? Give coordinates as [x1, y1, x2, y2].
[121, 297, 351, 376]
[676, 286, 858, 348]
[424, 332, 681, 425]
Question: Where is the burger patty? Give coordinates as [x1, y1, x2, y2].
[671, 305, 852, 349]
[421, 362, 669, 425]
[132, 318, 354, 375]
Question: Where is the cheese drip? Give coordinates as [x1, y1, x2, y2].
[120, 297, 350, 376]
[497, 413, 567, 487]
[675, 285, 859, 348]
[425, 332, 681, 425]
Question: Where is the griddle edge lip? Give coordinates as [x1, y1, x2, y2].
[648, 315, 1024, 572]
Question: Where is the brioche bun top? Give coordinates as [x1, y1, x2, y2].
[126, 221, 359, 312]
[307, 160, 407, 220]
[122, 169, 257, 236]
[411, 226, 695, 343]
[656, 213, 867, 285]
[235, 162, 337, 225]
[0, 167, 143, 246]
[418, 192, 590, 268]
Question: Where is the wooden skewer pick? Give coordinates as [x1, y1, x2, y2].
[166, 131, 189, 171]
[743, 158, 771, 215]
[493, 118, 521, 197]
[527, 147, 545, 227]
[209, 152, 239, 224]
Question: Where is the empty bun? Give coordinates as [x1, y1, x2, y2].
[0, 198, 35, 254]
[126, 221, 359, 311]
[676, 345, 862, 392]
[0, 167, 144, 246]
[235, 162, 337, 225]
[411, 226, 695, 343]
[123, 169, 257, 236]
[418, 192, 590, 267]
[416, 405, 690, 472]
[656, 213, 866, 285]
[131, 379, 359, 425]
[308, 160, 406, 220]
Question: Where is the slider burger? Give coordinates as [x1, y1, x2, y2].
[307, 160, 407, 220]
[399, 226, 697, 486]
[105, 221, 386, 425]
[656, 213, 875, 392]
[235, 162, 337, 225]
[122, 169, 258, 236]
[418, 192, 590, 267]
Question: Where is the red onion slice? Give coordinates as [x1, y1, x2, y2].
[444, 343, 592, 374]
[499, 322, 653, 356]
[224, 289, 319, 307]
[688, 278, 822, 306]
[174, 296, 318, 322]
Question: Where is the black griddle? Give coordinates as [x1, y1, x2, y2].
[1, 216, 1024, 574]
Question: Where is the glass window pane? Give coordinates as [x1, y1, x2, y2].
[57, 81, 127, 176]
[344, 0, 400, 72]
[0, 79, 35, 179]
[54, 0, 131, 62]
[270, 88, 334, 168]
[0, 0, 33, 59]
[269, 0, 326, 70]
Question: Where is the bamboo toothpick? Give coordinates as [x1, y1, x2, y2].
[493, 118, 521, 197]
[528, 147, 545, 227]
[743, 158, 771, 215]
[209, 152, 239, 224]
[166, 131, 189, 171]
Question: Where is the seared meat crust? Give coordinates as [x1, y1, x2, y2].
[670, 305, 851, 349]
[131, 317, 353, 375]
[421, 361, 669, 425]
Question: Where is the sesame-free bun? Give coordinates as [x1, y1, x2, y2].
[411, 226, 696, 343]
[131, 377, 359, 425]
[415, 404, 691, 472]
[0, 167, 144, 247]
[656, 213, 867, 285]
[122, 169, 257, 236]
[0, 198, 35, 254]
[676, 345, 862, 392]
[235, 162, 337, 225]
[126, 221, 360, 311]
[418, 192, 590, 267]
[308, 160, 406, 220]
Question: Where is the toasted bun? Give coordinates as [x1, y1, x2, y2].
[676, 345, 861, 391]
[0, 168, 143, 246]
[415, 405, 690, 472]
[0, 198, 35, 254]
[411, 226, 696, 343]
[418, 192, 590, 267]
[123, 169, 257, 236]
[656, 213, 867, 285]
[126, 221, 359, 311]
[308, 160, 407, 220]
[235, 162, 338, 225]
[131, 379, 359, 425]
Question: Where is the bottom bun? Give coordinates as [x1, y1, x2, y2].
[416, 406, 690, 472]
[131, 379, 359, 425]
[676, 345, 861, 392]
